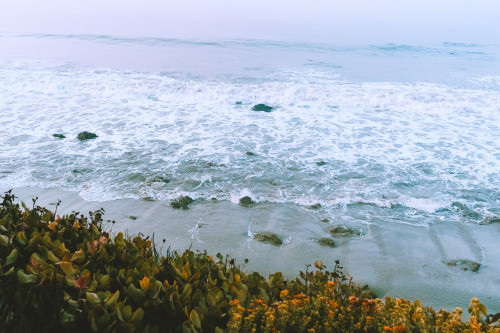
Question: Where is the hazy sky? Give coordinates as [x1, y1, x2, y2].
[1, 0, 499, 44]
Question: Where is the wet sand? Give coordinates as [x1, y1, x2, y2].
[3, 186, 500, 312]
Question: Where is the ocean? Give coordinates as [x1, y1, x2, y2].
[1, 3, 500, 310]
[1, 33, 499, 227]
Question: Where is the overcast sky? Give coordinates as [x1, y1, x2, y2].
[1, 0, 499, 44]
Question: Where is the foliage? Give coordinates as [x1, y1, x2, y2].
[1, 190, 499, 332]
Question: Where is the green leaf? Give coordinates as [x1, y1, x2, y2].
[59, 310, 75, 324]
[17, 270, 37, 284]
[105, 290, 120, 308]
[0, 234, 8, 247]
[2, 266, 14, 276]
[190, 309, 201, 329]
[86, 292, 101, 305]
[479, 303, 488, 317]
[130, 308, 144, 326]
[6, 248, 18, 266]
[122, 305, 132, 321]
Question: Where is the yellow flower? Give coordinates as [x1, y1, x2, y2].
[48, 222, 58, 232]
[280, 289, 289, 299]
[140, 276, 150, 290]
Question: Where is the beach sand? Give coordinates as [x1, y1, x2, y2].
[3, 186, 500, 312]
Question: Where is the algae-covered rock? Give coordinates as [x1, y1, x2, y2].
[253, 232, 283, 246]
[329, 225, 362, 237]
[53, 134, 66, 139]
[317, 238, 336, 248]
[246, 151, 256, 156]
[316, 161, 326, 166]
[480, 217, 500, 225]
[446, 260, 481, 272]
[77, 131, 98, 141]
[309, 203, 321, 210]
[171, 196, 194, 210]
[128, 216, 137, 220]
[252, 104, 273, 112]
[239, 196, 256, 207]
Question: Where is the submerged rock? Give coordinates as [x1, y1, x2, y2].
[171, 196, 194, 210]
[329, 225, 362, 237]
[246, 151, 256, 156]
[446, 260, 481, 272]
[451, 202, 481, 219]
[128, 216, 137, 220]
[253, 232, 283, 246]
[52, 134, 66, 139]
[309, 203, 321, 210]
[239, 196, 256, 207]
[77, 131, 98, 141]
[235, 101, 242, 105]
[479, 217, 500, 225]
[252, 104, 273, 112]
[317, 238, 336, 248]
[316, 161, 327, 166]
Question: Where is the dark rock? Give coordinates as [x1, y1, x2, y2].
[309, 203, 321, 210]
[53, 134, 66, 139]
[246, 151, 256, 156]
[479, 217, 500, 225]
[77, 131, 98, 141]
[446, 260, 481, 272]
[317, 238, 336, 248]
[329, 225, 362, 237]
[141, 196, 155, 201]
[451, 202, 481, 219]
[171, 196, 194, 210]
[321, 218, 330, 223]
[235, 101, 242, 105]
[128, 216, 137, 220]
[316, 161, 326, 166]
[253, 232, 283, 246]
[239, 196, 256, 207]
[252, 104, 273, 112]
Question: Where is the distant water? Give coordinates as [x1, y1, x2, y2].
[1, 32, 499, 229]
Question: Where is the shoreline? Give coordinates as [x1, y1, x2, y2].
[2, 186, 500, 312]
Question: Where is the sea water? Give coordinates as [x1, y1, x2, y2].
[1, 32, 499, 228]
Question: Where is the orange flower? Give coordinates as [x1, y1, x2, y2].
[329, 300, 338, 308]
[327, 281, 335, 287]
[394, 326, 405, 332]
[48, 222, 58, 232]
[140, 276, 150, 290]
[280, 289, 289, 299]
[229, 299, 239, 306]
[384, 326, 392, 332]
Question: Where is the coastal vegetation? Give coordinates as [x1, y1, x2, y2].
[1, 190, 499, 332]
